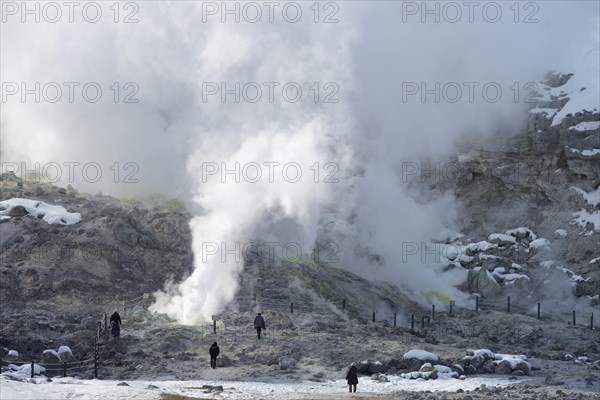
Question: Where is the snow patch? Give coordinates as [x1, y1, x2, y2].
[548, 73, 600, 126]
[42, 349, 59, 359]
[554, 229, 568, 238]
[568, 121, 600, 131]
[495, 354, 530, 370]
[467, 349, 496, 359]
[403, 349, 439, 362]
[528, 107, 557, 117]
[573, 209, 600, 231]
[505, 227, 537, 240]
[467, 241, 498, 253]
[529, 238, 550, 251]
[567, 147, 600, 157]
[58, 346, 73, 358]
[3, 363, 46, 378]
[570, 187, 600, 207]
[502, 274, 531, 282]
[0, 198, 82, 225]
[487, 234, 516, 244]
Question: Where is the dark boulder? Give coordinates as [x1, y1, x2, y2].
[9, 205, 28, 217]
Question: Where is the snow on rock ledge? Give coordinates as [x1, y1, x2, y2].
[505, 227, 537, 240]
[529, 238, 550, 251]
[568, 121, 600, 132]
[403, 349, 440, 363]
[400, 363, 454, 380]
[0, 198, 81, 225]
[2, 363, 46, 379]
[487, 234, 516, 247]
[403, 350, 440, 372]
[459, 349, 531, 376]
[573, 209, 600, 231]
[570, 186, 600, 207]
[58, 346, 74, 362]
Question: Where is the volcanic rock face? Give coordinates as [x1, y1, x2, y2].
[415, 72, 599, 296]
[0, 184, 193, 304]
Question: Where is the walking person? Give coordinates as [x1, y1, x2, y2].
[253, 313, 266, 339]
[209, 342, 219, 369]
[346, 363, 358, 393]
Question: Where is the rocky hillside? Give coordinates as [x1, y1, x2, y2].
[0, 178, 193, 305]
[407, 72, 599, 300]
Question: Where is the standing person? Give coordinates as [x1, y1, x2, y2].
[110, 311, 122, 327]
[110, 311, 121, 338]
[253, 313, 266, 339]
[209, 342, 220, 369]
[346, 363, 358, 393]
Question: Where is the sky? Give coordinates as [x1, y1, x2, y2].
[1, 1, 599, 323]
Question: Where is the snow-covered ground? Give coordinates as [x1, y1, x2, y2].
[0, 375, 530, 400]
[536, 72, 600, 127]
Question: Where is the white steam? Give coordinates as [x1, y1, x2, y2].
[2, 2, 598, 323]
[148, 8, 357, 323]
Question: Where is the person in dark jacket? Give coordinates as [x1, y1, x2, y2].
[209, 342, 220, 369]
[253, 313, 266, 339]
[110, 311, 121, 338]
[110, 311, 122, 326]
[346, 363, 358, 393]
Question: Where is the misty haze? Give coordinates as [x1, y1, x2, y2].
[0, 1, 599, 399]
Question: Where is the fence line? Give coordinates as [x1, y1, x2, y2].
[206, 293, 598, 346]
[219, 292, 597, 334]
[1, 292, 596, 380]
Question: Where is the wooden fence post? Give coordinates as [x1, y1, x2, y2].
[475, 297, 479, 312]
[290, 302, 294, 314]
[537, 303, 541, 319]
[393, 313, 397, 327]
[94, 337, 99, 379]
[411, 315, 415, 330]
[62, 362, 67, 378]
[372, 311, 375, 323]
[30, 361, 34, 378]
[573, 310, 576, 326]
[591, 313, 594, 330]
[431, 305, 435, 321]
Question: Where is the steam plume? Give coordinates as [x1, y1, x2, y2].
[1, 2, 598, 322]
